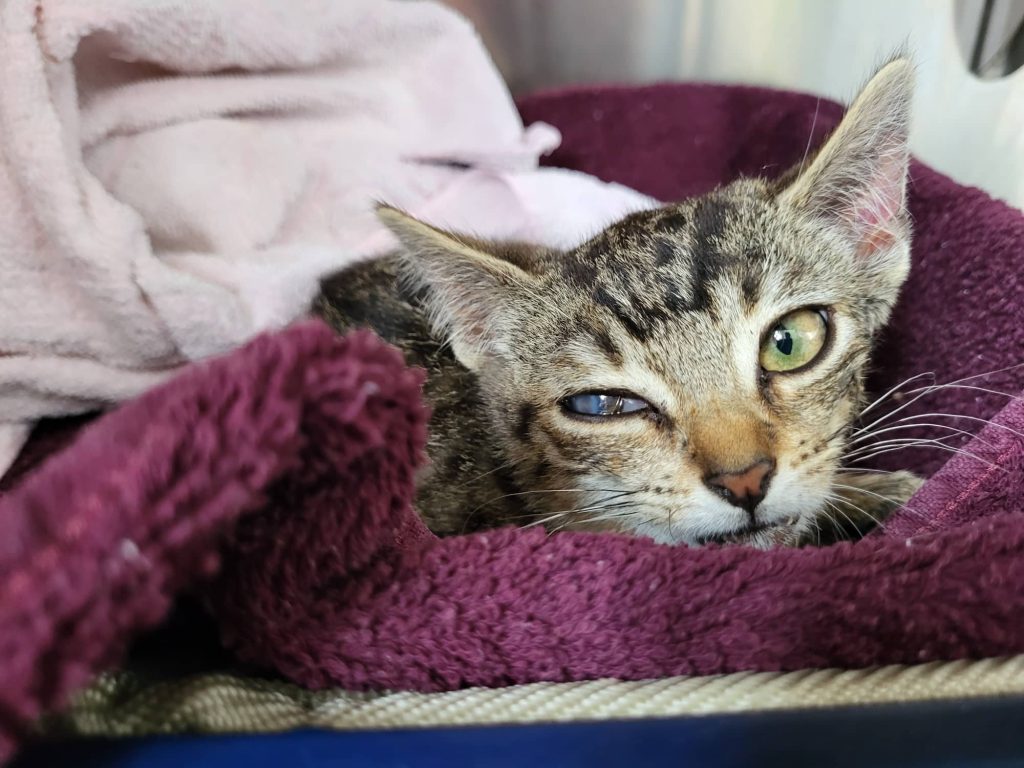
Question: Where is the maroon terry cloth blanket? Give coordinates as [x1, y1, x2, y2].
[2, 84, 1023, 760]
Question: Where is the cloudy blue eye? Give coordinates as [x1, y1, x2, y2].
[562, 392, 651, 417]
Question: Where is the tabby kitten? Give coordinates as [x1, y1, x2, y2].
[316, 58, 922, 548]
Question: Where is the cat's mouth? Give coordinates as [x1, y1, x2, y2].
[696, 521, 792, 547]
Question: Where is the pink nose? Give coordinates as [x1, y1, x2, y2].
[705, 459, 775, 517]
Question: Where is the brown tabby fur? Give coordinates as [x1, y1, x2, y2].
[315, 58, 923, 547]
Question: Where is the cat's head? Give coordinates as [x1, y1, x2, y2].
[381, 58, 914, 546]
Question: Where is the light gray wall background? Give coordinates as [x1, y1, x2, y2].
[443, 0, 1024, 209]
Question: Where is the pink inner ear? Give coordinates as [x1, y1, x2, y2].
[854, 227, 899, 259]
[846, 151, 906, 258]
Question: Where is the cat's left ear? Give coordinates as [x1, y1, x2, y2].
[778, 57, 914, 264]
[376, 205, 537, 372]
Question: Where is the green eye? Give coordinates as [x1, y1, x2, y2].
[759, 309, 828, 373]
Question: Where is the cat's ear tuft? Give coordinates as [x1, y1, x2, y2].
[779, 57, 914, 261]
[376, 205, 534, 371]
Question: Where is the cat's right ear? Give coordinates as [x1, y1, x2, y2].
[778, 57, 914, 267]
[376, 205, 536, 372]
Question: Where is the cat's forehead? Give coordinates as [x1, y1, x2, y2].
[585, 180, 775, 249]
[561, 183, 788, 295]
[553, 183, 816, 337]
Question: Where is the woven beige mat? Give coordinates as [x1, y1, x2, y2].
[46, 656, 1024, 737]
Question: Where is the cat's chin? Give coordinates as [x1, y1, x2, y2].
[620, 518, 802, 549]
[694, 523, 800, 550]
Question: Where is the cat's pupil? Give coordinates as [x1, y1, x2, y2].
[774, 329, 794, 356]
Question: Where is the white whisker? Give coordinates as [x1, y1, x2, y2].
[847, 423, 992, 450]
[454, 457, 524, 489]
[854, 365, 1024, 439]
[823, 496, 878, 534]
[858, 371, 937, 419]
[901, 382, 1024, 404]
[940, 360, 1024, 387]
[798, 97, 822, 175]
[829, 482, 925, 522]
[843, 434, 962, 459]
[526, 499, 639, 530]
[851, 412, 1022, 456]
[547, 503, 645, 534]
[847, 441, 1006, 472]
[882, 411, 1024, 442]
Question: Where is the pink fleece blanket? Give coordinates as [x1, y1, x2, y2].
[0, 0, 651, 477]
[2, 83, 1023, 762]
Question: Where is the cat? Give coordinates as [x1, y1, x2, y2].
[315, 57, 923, 548]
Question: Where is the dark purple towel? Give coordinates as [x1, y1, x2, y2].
[1, 83, 1022, 762]
[0, 327, 428, 760]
